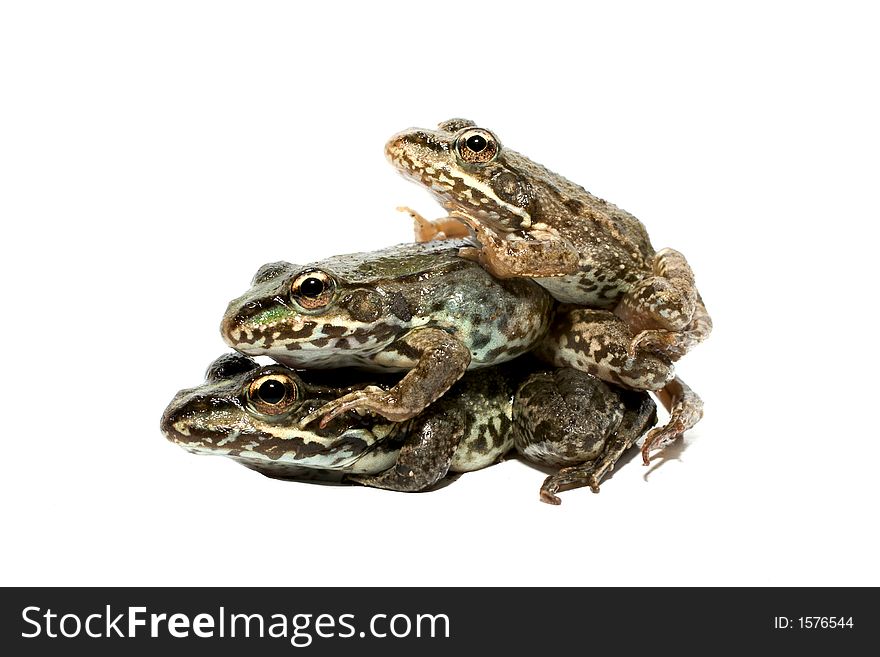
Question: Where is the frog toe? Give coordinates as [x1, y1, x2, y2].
[640, 422, 685, 465]
[539, 466, 603, 505]
[318, 387, 423, 426]
[298, 390, 373, 428]
[314, 392, 370, 428]
[539, 486, 563, 506]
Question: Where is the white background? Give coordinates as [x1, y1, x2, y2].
[1, 1, 877, 587]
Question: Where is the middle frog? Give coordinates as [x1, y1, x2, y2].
[221, 238, 554, 426]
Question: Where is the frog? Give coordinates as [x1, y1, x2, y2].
[161, 353, 657, 503]
[220, 238, 554, 428]
[385, 119, 712, 462]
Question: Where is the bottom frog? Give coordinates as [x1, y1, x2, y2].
[161, 354, 656, 504]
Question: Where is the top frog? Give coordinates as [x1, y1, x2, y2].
[385, 119, 712, 365]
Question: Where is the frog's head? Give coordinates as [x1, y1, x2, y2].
[220, 260, 402, 368]
[160, 353, 401, 473]
[385, 118, 537, 232]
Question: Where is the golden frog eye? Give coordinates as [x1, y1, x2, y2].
[247, 373, 299, 416]
[290, 270, 335, 310]
[456, 128, 499, 164]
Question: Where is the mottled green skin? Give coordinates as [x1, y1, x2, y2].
[161, 354, 657, 502]
[221, 239, 552, 371]
[221, 239, 556, 425]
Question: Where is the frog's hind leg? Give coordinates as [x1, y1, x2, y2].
[629, 295, 713, 361]
[615, 248, 704, 352]
[640, 376, 703, 465]
[513, 368, 657, 504]
[539, 395, 657, 505]
[536, 307, 704, 464]
[347, 403, 467, 492]
[397, 206, 472, 243]
[536, 307, 675, 391]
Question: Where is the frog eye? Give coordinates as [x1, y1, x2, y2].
[290, 270, 336, 310]
[247, 373, 299, 416]
[456, 128, 499, 164]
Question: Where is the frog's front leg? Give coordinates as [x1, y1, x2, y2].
[347, 402, 466, 492]
[513, 368, 657, 504]
[396, 206, 472, 243]
[615, 248, 701, 339]
[306, 327, 472, 426]
[454, 215, 581, 279]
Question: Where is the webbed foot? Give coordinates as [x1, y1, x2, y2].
[640, 376, 703, 465]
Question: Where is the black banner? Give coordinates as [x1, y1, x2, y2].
[1, 588, 873, 654]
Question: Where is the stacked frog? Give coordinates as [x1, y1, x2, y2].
[161, 118, 711, 504]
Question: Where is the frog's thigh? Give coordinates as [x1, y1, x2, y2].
[314, 328, 472, 424]
[536, 308, 675, 391]
[513, 368, 622, 466]
[615, 248, 699, 333]
[538, 396, 657, 504]
[541, 393, 657, 504]
[513, 369, 657, 504]
[348, 404, 467, 492]
[461, 222, 580, 279]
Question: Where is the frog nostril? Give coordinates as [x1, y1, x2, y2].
[245, 301, 259, 310]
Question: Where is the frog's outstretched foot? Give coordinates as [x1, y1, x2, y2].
[539, 462, 603, 505]
[641, 376, 703, 465]
[629, 295, 713, 362]
[616, 248, 700, 337]
[451, 213, 580, 279]
[304, 327, 472, 426]
[397, 206, 471, 243]
[536, 307, 675, 391]
[347, 404, 466, 492]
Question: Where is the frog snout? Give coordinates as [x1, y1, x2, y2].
[160, 389, 221, 446]
[160, 390, 198, 445]
[384, 131, 409, 163]
[220, 296, 264, 346]
[385, 129, 437, 165]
